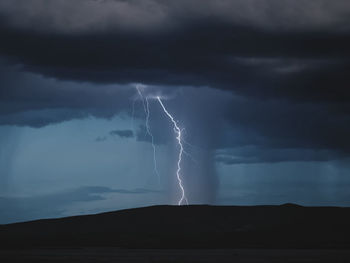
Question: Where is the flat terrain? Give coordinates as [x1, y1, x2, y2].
[1, 204, 350, 249]
[2, 248, 350, 263]
[1, 204, 350, 262]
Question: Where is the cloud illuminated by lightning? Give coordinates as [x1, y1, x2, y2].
[157, 96, 188, 205]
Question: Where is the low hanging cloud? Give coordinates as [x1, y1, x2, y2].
[0, 62, 135, 127]
[216, 147, 342, 165]
[95, 136, 107, 142]
[110, 129, 134, 138]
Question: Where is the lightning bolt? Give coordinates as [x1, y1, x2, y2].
[157, 96, 188, 205]
[135, 85, 161, 186]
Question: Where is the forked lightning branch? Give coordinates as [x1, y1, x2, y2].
[135, 85, 188, 205]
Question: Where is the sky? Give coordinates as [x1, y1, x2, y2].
[1, 0, 350, 223]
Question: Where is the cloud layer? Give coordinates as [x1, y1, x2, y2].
[0, 0, 349, 103]
[0, 0, 349, 165]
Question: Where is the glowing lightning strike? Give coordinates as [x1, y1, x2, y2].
[135, 86, 161, 186]
[156, 96, 188, 205]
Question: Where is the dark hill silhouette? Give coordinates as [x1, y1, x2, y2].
[1, 204, 350, 249]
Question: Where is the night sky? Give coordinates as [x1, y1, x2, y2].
[1, 0, 350, 224]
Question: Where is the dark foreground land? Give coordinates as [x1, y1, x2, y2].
[1, 204, 350, 262]
[2, 248, 350, 263]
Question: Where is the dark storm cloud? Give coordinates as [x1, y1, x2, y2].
[214, 95, 350, 163]
[0, 0, 349, 165]
[110, 129, 134, 138]
[3, 0, 349, 33]
[0, 62, 135, 127]
[0, 109, 89, 128]
[0, 0, 350, 103]
[222, 96, 350, 152]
